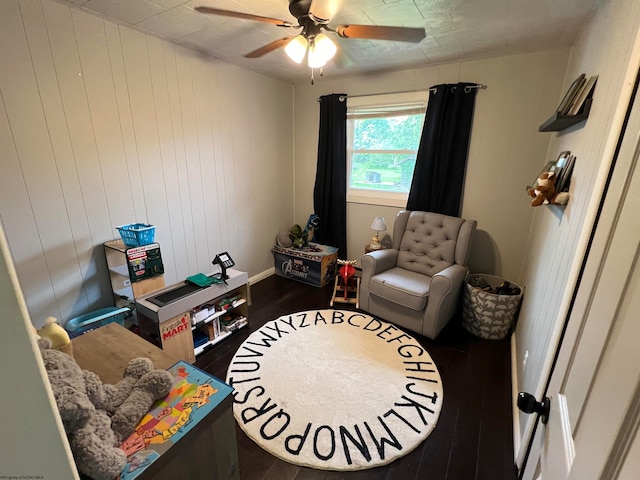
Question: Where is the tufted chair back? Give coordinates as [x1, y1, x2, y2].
[395, 212, 466, 276]
[391, 211, 475, 276]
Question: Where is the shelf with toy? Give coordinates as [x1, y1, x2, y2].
[191, 295, 248, 357]
[190, 298, 246, 330]
[193, 314, 248, 357]
[526, 152, 575, 207]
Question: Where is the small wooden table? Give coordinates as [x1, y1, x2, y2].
[365, 244, 387, 254]
[73, 323, 176, 384]
[72, 324, 239, 480]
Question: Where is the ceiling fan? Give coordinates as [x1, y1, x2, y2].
[195, 0, 426, 77]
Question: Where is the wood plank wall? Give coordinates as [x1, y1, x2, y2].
[0, 0, 294, 327]
[515, 0, 640, 436]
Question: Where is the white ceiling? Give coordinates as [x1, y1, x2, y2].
[53, 0, 603, 83]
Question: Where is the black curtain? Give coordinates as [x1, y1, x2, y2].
[313, 94, 347, 257]
[406, 82, 478, 216]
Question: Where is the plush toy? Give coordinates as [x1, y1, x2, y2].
[527, 170, 569, 206]
[527, 170, 556, 206]
[305, 214, 320, 242]
[275, 231, 293, 248]
[107, 359, 174, 442]
[100, 357, 156, 415]
[39, 338, 125, 480]
[38, 338, 173, 480]
[277, 215, 320, 249]
[288, 224, 309, 248]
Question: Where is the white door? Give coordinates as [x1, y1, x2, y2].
[521, 71, 640, 480]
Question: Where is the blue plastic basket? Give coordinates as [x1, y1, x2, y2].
[116, 223, 156, 247]
[64, 306, 131, 338]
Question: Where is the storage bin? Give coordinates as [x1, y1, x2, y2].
[272, 243, 338, 287]
[64, 306, 131, 338]
[462, 274, 523, 340]
[116, 223, 156, 247]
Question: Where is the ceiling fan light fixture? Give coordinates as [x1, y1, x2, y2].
[314, 33, 337, 62]
[307, 34, 336, 68]
[307, 45, 326, 68]
[284, 35, 308, 63]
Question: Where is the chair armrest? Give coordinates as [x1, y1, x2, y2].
[430, 264, 467, 297]
[359, 249, 399, 312]
[423, 264, 468, 338]
[361, 249, 398, 277]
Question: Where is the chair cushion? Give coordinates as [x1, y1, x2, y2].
[397, 212, 464, 277]
[369, 267, 430, 311]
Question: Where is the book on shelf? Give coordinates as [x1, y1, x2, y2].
[567, 75, 598, 116]
[220, 312, 247, 332]
[557, 74, 586, 115]
[555, 155, 575, 194]
[554, 151, 570, 170]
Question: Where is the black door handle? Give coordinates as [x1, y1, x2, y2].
[517, 392, 550, 424]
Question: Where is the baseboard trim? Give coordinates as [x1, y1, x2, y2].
[250, 268, 274, 285]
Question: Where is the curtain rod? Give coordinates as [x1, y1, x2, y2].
[428, 83, 486, 93]
[318, 84, 486, 102]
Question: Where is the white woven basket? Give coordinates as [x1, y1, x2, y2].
[462, 274, 523, 340]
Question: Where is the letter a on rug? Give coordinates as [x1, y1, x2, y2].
[226, 309, 443, 471]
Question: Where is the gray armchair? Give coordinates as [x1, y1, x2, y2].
[360, 210, 477, 339]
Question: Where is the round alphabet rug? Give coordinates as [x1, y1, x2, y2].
[226, 309, 443, 470]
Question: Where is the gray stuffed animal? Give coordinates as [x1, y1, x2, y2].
[100, 357, 174, 442]
[100, 357, 156, 415]
[38, 338, 173, 480]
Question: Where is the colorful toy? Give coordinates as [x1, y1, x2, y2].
[330, 259, 359, 308]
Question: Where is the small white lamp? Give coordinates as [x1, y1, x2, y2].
[369, 217, 387, 250]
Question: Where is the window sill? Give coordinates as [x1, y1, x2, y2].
[346, 193, 407, 208]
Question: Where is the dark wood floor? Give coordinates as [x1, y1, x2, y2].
[195, 275, 517, 480]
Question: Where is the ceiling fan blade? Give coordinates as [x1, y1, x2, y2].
[309, 0, 344, 23]
[335, 24, 426, 43]
[244, 37, 295, 58]
[194, 6, 293, 27]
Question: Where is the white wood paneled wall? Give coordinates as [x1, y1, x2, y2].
[0, 0, 293, 327]
[515, 0, 640, 437]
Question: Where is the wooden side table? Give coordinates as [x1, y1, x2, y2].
[364, 244, 387, 254]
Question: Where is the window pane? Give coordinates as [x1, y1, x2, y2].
[350, 152, 416, 193]
[346, 92, 427, 205]
[353, 114, 423, 151]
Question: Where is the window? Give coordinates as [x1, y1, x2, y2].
[347, 92, 428, 207]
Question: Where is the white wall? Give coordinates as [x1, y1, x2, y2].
[515, 0, 640, 456]
[292, 50, 569, 278]
[0, 0, 294, 327]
